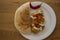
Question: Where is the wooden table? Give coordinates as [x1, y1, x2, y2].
[0, 0, 60, 40]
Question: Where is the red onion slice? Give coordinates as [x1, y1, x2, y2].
[30, 2, 41, 9]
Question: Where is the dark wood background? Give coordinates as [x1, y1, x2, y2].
[0, 0, 60, 40]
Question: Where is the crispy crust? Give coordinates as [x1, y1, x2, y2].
[15, 2, 31, 34]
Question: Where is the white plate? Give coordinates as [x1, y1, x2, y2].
[14, 2, 56, 40]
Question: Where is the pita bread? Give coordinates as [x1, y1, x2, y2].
[15, 2, 31, 34]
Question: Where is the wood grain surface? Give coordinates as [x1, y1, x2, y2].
[0, 0, 60, 40]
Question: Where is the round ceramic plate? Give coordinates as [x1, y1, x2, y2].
[14, 2, 56, 40]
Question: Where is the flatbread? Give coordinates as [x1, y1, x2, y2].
[15, 2, 31, 34]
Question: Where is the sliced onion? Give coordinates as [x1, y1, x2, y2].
[30, 2, 41, 9]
